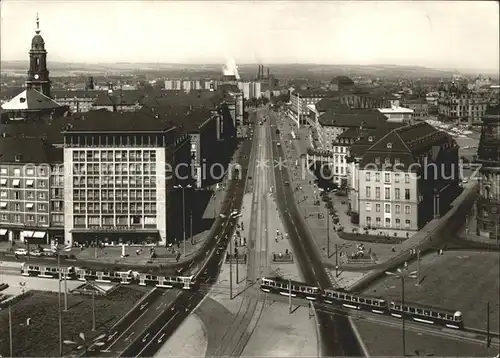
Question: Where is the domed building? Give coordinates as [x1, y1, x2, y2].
[329, 76, 355, 91]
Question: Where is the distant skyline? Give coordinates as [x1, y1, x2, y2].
[1, 1, 499, 74]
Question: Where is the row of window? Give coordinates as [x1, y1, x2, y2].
[365, 187, 411, 201]
[72, 150, 157, 162]
[366, 217, 411, 228]
[73, 215, 157, 226]
[366, 172, 410, 184]
[73, 163, 157, 175]
[74, 202, 158, 213]
[73, 176, 157, 188]
[1, 191, 48, 200]
[0, 213, 50, 224]
[366, 203, 411, 214]
[0, 202, 48, 211]
[0, 178, 47, 188]
[73, 189, 158, 201]
[0, 167, 50, 176]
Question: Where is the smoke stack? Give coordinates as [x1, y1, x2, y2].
[267, 68, 270, 79]
[258, 65, 261, 79]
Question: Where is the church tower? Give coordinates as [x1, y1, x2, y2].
[26, 14, 51, 97]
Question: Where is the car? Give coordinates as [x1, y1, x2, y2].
[30, 250, 42, 257]
[14, 248, 28, 256]
[284, 181, 290, 186]
[277, 142, 281, 147]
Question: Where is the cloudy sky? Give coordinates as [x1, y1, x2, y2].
[1, 1, 498, 72]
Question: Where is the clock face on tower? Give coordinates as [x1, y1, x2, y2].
[34, 74, 39, 79]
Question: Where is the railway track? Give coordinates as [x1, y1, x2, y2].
[212, 110, 269, 357]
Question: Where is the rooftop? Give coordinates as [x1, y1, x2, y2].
[0, 137, 61, 163]
[318, 108, 387, 128]
[377, 106, 414, 114]
[314, 98, 349, 112]
[1, 89, 64, 111]
[52, 90, 105, 99]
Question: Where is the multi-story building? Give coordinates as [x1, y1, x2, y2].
[238, 81, 261, 100]
[53, 90, 102, 113]
[438, 82, 490, 125]
[401, 98, 429, 121]
[310, 108, 388, 185]
[0, 138, 63, 243]
[475, 104, 500, 240]
[350, 122, 460, 236]
[91, 89, 145, 112]
[62, 112, 191, 246]
[165, 79, 217, 92]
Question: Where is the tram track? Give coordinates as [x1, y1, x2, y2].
[212, 110, 270, 357]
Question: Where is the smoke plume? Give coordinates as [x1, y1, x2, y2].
[222, 58, 240, 80]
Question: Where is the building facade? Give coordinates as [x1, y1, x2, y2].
[53, 90, 102, 113]
[438, 82, 490, 126]
[351, 122, 459, 236]
[0, 138, 63, 243]
[62, 114, 191, 246]
[401, 98, 429, 121]
[475, 105, 500, 239]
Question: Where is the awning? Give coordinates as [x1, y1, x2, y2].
[33, 231, 47, 239]
[0, 229, 8, 235]
[12, 179, 20, 187]
[26, 203, 34, 209]
[0, 202, 7, 208]
[26, 179, 34, 186]
[0, 179, 7, 185]
[22, 231, 34, 237]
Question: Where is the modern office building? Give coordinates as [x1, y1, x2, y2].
[475, 104, 500, 240]
[62, 112, 191, 246]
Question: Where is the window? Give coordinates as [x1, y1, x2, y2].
[376, 204, 381, 212]
[39, 192, 46, 200]
[26, 179, 34, 187]
[376, 217, 381, 226]
[0, 191, 6, 198]
[366, 203, 372, 212]
[375, 173, 380, 182]
[14, 214, 21, 223]
[366, 187, 371, 198]
[1, 214, 7, 221]
[405, 189, 410, 200]
[27, 215, 34, 222]
[405, 219, 411, 228]
[375, 157, 380, 164]
[13, 168, 21, 176]
[39, 216, 46, 223]
[405, 205, 411, 214]
[384, 173, 390, 183]
[395, 218, 401, 227]
[404, 174, 410, 183]
[385, 204, 391, 213]
[395, 158, 400, 165]
[14, 203, 20, 211]
[0, 202, 7, 209]
[366, 172, 371, 182]
[26, 203, 34, 209]
[385, 218, 390, 227]
[395, 188, 400, 200]
[387, 142, 392, 149]
[26, 168, 35, 176]
[14, 191, 20, 200]
[12, 179, 20, 187]
[375, 187, 380, 199]
[39, 180, 46, 188]
[395, 204, 401, 214]
[38, 204, 46, 211]
[366, 216, 371, 224]
[0, 168, 6, 175]
[0, 179, 7, 186]
[385, 187, 390, 200]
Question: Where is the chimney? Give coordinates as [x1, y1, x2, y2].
[15, 154, 22, 162]
[257, 65, 261, 79]
[267, 68, 270, 79]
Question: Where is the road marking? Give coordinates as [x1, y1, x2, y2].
[135, 313, 179, 357]
[156, 303, 165, 310]
[107, 309, 149, 349]
[107, 331, 118, 342]
[140, 303, 148, 310]
[124, 332, 135, 342]
[141, 333, 150, 343]
[157, 333, 166, 343]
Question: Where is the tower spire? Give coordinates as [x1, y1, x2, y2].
[36, 13, 40, 34]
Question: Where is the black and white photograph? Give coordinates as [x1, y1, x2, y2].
[0, 1, 499, 357]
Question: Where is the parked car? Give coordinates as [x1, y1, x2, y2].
[29, 250, 42, 257]
[14, 248, 28, 256]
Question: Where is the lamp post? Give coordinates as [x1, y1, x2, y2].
[174, 184, 192, 256]
[385, 268, 418, 357]
[55, 243, 72, 356]
[220, 210, 243, 299]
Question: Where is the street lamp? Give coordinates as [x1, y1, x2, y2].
[174, 184, 192, 256]
[55, 243, 72, 356]
[385, 268, 418, 357]
[220, 210, 243, 299]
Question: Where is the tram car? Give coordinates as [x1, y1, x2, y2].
[138, 274, 195, 290]
[21, 263, 76, 279]
[389, 300, 463, 329]
[323, 288, 387, 314]
[260, 277, 321, 300]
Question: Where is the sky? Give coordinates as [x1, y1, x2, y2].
[1, 1, 499, 72]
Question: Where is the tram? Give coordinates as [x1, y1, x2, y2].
[260, 276, 464, 329]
